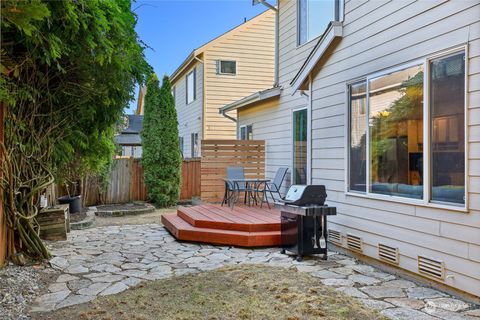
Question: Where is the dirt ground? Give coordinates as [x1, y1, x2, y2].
[93, 208, 175, 227]
[32, 265, 386, 320]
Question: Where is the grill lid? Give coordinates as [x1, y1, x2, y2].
[282, 185, 327, 206]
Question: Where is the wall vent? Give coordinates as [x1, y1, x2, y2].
[418, 255, 445, 281]
[328, 229, 342, 245]
[378, 243, 399, 265]
[346, 234, 363, 252]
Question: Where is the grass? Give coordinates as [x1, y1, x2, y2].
[33, 265, 386, 320]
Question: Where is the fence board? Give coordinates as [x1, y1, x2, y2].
[180, 158, 201, 200]
[201, 140, 265, 203]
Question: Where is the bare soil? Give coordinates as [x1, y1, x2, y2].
[93, 208, 175, 227]
[32, 265, 387, 320]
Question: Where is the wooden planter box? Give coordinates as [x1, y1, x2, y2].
[38, 204, 70, 241]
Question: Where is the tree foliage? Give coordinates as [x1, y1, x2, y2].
[1, 0, 151, 260]
[142, 75, 182, 207]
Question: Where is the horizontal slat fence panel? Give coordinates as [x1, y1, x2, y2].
[201, 139, 265, 203]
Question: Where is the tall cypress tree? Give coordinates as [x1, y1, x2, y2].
[141, 75, 182, 207]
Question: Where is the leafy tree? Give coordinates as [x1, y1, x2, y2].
[142, 75, 182, 207]
[1, 0, 151, 260]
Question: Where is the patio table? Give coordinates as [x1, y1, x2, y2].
[222, 178, 270, 209]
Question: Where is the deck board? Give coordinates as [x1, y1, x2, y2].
[162, 204, 281, 247]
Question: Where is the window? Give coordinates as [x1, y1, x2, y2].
[186, 68, 196, 104]
[348, 49, 466, 206]
[298, 0, 341, 45]
[239, 125, 253, 140]
[191, 133, 199, 158]
[217, 60, 236, 75]
[293, 109, 308, 184]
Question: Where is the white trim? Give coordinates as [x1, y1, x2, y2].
[344, 47, 468, 211]
[308, 75, 313, 184]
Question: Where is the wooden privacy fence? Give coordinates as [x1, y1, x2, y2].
[201, 139, 265, 203]
[180, 158, 201, 201]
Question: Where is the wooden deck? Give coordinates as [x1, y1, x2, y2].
[162, 204, 281, 247]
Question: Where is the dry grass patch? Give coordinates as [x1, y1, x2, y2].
[33, 265, 386, 320]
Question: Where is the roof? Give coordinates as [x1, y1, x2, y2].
[170, 10, 271, 83]
[219, 86, 282, 113]
[114, 115, 143, 146]
[290, 22, 343, 93]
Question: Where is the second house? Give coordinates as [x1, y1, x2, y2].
[170, 10, 275, 158]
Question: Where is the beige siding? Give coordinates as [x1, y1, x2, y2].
[204, 10, 276, 140]
[173, 62, 203, 157]
[238, 0, 480, 297]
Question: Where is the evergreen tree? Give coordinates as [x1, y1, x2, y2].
[142, 75, 182, 207]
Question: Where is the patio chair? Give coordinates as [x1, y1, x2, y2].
[222, 166, 249, 208]
[258, 167, 288, 208]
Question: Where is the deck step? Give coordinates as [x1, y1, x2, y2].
[177, 205, 280, 232]
[161, 213, 281, 247]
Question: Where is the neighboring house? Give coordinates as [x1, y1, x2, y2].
[170, 10, 275, 158]
[221, 0, 480, 298]
[114, 115, 144, 158]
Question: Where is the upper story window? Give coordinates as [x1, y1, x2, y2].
[217, 60, 236, 75]
[347, 49, 466, 207]
[186, 68, 196, 104]
[298, 0, 342, 46]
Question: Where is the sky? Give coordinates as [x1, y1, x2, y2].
[126, 0, 268, 114]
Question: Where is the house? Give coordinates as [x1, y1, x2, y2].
[221, 0, 480, 298]
[170, 10, 275, 158]
[114, 114, 144, 158]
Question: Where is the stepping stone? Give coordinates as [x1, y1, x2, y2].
[34, 290, 70, 305]
[464, 309, 480, 317]
[360, 285, 406, 298]
[423, 307, 476, 320]
[330, 267, 355, 276]
[321, 278, 354, 287]
[56, 294, 95, 309]
[382, 307, 437, 320]
[359, 299, 394, 311]
[348, 274, 382, 286]
[65, 265, 89, 274]
[78, 282, 110, 296]
[50, 257, 69, 270]
[424, 297, 470, 312]
[48, 282, 68, 293]
[121, 277, 143, 287]
[383, 279, 417, 289]
[99, 282, 129, 296]
[310, 270, 345, 279]
[336, 287, 368, 298]
[67, 279, 92, 291]
[385, 298, 426, 310]
[407, 287, 447, 299]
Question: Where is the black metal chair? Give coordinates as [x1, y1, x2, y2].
[258, 167, 288, 208]
[222, 166, 249, 208]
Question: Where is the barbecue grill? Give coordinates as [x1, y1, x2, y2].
[275, 185, 336, 261]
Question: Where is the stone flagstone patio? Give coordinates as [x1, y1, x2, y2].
[30, 224, 480, 319]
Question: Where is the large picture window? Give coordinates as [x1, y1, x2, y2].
[293, 109, 308, 184]
[348, 49, 465, 207]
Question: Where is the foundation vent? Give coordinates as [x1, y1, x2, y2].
[346, 234, 363, 252]
[378, 243, 399, 265]
[328, 230, 342, 245]
[418, 255, 445, 281]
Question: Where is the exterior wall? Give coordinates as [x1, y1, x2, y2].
[238, 0, 480, 297]
[173, 62, 204, 157]
[204, 10, 276, 140]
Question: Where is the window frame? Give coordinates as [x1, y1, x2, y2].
[186, 68, 196, 105]
[292, 106, 310, 185]
[297, 0, 343, 47]
[217, 60, 237, 76]
[345, 46, 468, 212]
[191, 132, 199, 158]
[239, 124, 253, 140]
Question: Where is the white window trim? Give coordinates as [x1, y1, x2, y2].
[344, 46, 468, 212]
[217, 60, 237, 76]
[239, 125, 246, 140]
